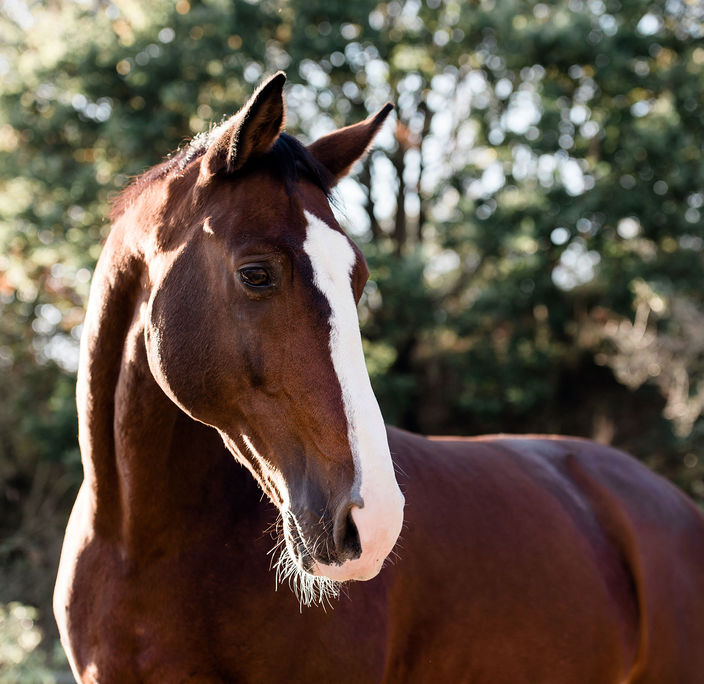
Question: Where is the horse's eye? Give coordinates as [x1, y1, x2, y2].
[239, 266, 272, 288]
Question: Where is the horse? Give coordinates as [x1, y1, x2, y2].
[54, 71, 704, 683]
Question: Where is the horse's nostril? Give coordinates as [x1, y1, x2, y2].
[334, 507, 362, 562]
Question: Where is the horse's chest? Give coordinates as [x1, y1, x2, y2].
[67, 539, 386, 683]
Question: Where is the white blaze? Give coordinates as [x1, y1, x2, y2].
[302, 210, 404, 582]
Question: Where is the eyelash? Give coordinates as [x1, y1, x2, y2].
[238, 266, 272, 288]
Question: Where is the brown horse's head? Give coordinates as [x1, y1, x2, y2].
[141, 73, 403, 600]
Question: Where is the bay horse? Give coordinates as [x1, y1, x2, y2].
[55, 72, 704, 683]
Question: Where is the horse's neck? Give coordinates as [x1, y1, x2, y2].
[78, 232, 259, 556]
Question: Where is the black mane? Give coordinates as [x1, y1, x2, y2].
[111, 130, 333, 220]
[251, 132, 334, 199]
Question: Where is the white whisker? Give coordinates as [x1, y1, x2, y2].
[268, 513, 342, 610]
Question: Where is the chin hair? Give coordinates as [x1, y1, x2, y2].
[268, 511, 342, 610]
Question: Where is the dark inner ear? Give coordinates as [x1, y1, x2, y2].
[201, 72, 287, 179]
[307, 103, 394, 184]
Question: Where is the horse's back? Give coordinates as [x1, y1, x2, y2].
[385, 427, 704, 683]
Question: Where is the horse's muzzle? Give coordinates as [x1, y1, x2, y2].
[312, 489, 405, 582]
[286, 497, 363, 570]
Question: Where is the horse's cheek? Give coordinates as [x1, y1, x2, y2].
[233, 311, 285, 393]
[144, 274, 240, 422]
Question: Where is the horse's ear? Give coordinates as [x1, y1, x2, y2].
[307, 103, 394, 184]
[200, 72, 286, 180]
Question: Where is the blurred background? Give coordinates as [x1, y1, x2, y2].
[1, 0, 703, 678]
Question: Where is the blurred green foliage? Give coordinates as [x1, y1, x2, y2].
[0, 602, 61, 683]
[1, 0, 704, 669]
